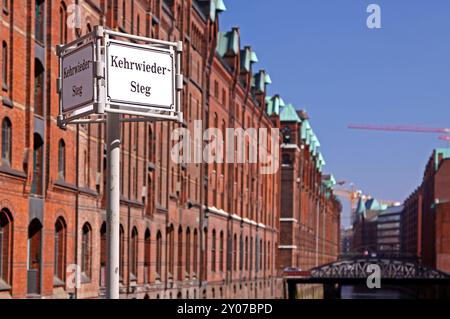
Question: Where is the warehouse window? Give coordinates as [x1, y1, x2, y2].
[34, 59, 44, 116]
[177, 226, 183, 280]
[0, 209, 12, 285]
[144, 229, 151, 283]
[81, 223, 92, 279]
[245, 237, 248, 271]
[122, 0, 126, 29]
[211, 229, 216, 272]
[156, 231, 162, 279]
[58, 139, 65, 180]
[119, 225, 124, 280]
[2, 41, 8, 90]
[136, 15, 140, 35]
[1, 118, 12, 166]
[59, 2, 67, 44]
[35, 0, 45, 43]
[168, 225, 174, 278]
[130, 227, 138, 279]
[219, 231, 224, 272]
[233, 234, 237, 271]
[185, 228, 191, 276]
[54, 217, 66, 283]
[99, 223, 106, 287]
[31, 133, 44, 195]
[193, 229, 198, 277]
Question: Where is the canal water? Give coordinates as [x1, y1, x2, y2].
[340, 285, 415, 299]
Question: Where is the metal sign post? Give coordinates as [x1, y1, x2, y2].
[58, 26, 183, 299]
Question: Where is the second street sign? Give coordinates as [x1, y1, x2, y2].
[61, 42, 95, 113]
[106, 40, 176, 111]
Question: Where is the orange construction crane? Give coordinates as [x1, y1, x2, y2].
[348, 124, 450, 141]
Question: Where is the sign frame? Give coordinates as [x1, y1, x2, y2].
[105, 39, 176, 112]
[57, 26, 184, 127]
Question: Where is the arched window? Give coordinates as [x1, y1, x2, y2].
[245, 237, 248, 271]
[31, 133, 44, 195]
[211, 229, 216, 272]
[0, 209, 13, 285]
[54, 217, 66, 283]
[28, 219, 43, 294]
[168, 225, 174, 277]
[193, 229, 198, 276]
[219, 231, 224, 272]
[130, 227, 138, 279]
[59, 2, 67, 44]
[233, 234, 237, 271]
[177, 226, 183, 280]
[156, 230, 162, 279]
[239, 235, 244, 271]
[144, 229, 151, 283]
[185, 228, 191, 277]
[34, 59, 44, 116]
[100, 222, 106, 287]
[119, 225, 124, 280]
[81, 223, 92, 279]
[2, 41, 8, 90]
[58, 139, 65, 180]
[1, 118, 12, 165]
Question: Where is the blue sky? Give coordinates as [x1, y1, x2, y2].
[220, 0, 450, 227]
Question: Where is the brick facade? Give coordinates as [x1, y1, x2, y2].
[401, 149, 450, 273]
[0, 0, 341, 299]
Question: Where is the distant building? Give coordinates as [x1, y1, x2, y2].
[401, 149, 450, 273]
[340, 227, 353, 255]
[377, 205, 403, 255]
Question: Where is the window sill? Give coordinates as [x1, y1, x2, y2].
[53, 276, 65, 287]
[0, 279, 11, 291]
[0, 165, 27, 179]
[2, 96, 13, 108]
[54, 179, 78, 192]
[81, 273, 91, 284]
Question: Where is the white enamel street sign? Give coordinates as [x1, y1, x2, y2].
[106, 40, 176, 111]
[61, 43, 95, 113]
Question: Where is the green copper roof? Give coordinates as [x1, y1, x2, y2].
[265, 73, 272, 84]
[266, 95, 285, 116]
[434, 148, 450, 170]
[216, 29, 239, 57]
[250, 51, 259, 63]
[241, 47, 258, 73]
[355, 198, 366, 215]
[322, 174, 336, 190]
[301, 120, 311, 140]
[210, 0, 226, 21]
[280, 103, 301, 123]
[365, 198, 383, 211]
[252, 70, 271, 93]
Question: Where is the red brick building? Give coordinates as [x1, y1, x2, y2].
[271, 101, 341, 272]
[0, 0, 287, 299]
[0, 0, 342, 299]
[401, 149, 450, 273]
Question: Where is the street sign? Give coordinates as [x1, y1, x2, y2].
[61, 42, 95, 113]
[57, 27, 183, 299]
[106, 40, 176, 112]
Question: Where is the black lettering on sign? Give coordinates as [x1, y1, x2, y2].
[72, 85, 83, 97]
[130, 81, 151, 97]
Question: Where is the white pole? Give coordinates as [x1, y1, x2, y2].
[106, 112, 121, 299]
